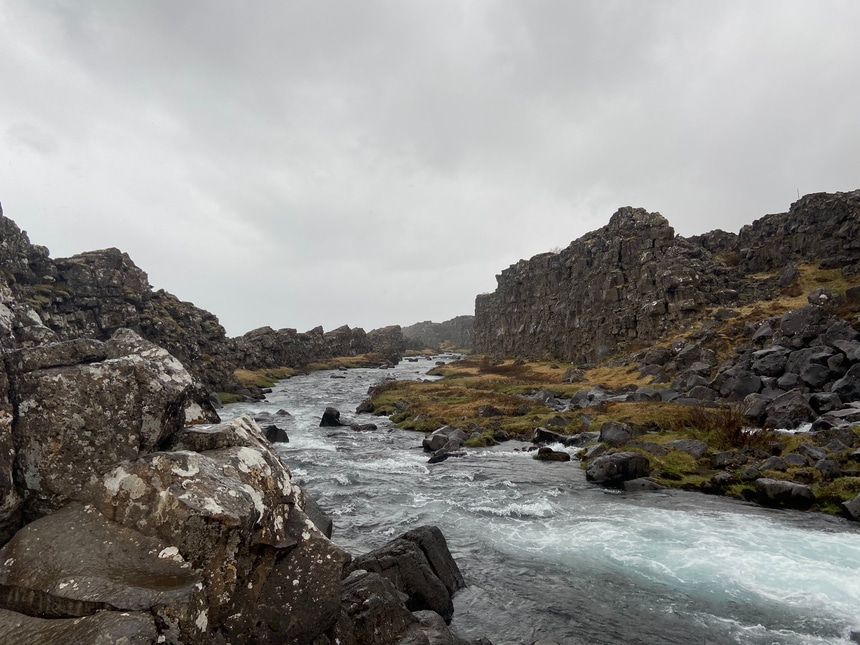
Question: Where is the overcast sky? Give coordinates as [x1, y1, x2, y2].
[1, 1, 859, 337]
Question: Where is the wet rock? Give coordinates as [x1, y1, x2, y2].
[297, 486, 334, 539]
[754, 478, 816, 509]
[536, 447, 571, 462]
[0, 607, 158, 644]
[585, 452, 651, 484]
[0, 502, 201, 627]
[320, 406, 344, 426]
[356, 399, 375, 414]
[622, 478, 666, 492]
[263, 424, 289, 443]
[348, 526, 464, 623]
[334, 570, 418, 645]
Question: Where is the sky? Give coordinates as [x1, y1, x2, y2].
[1, 1, 859, 337]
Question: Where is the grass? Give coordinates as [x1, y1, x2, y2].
[234, 367, 299, 389]
[668, 405, 776, 451]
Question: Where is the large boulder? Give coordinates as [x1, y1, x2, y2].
[832, 364, 860, 403]
[754, 478, 816, 509]
[0, 607, 157, 644]
[585, 452, 651, 484]
[348, 526, 464, 624]
[5, 329, 208, 518]
[82, 416, 350, 644]
[0, 502, 202, 633]
[763, 389, 816, 430]
[598, 421, 632, 447]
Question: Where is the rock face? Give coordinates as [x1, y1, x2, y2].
[0, 323, 356, 643]
[0, 205, 408, 395]
[6, 330, 218, 521]
[475, 191, 860, 363]
[402, 316, 475, 351]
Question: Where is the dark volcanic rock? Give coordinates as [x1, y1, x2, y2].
[598, 421, 632, 447]
[754, 478, 816, 509]
[585, 452, 651, 484]
[321, 406, 345, 427]
[7, 329, 201, 518]
[348, 526, 464, 623]
[0, 502, 201, 622]
[0, 607, 158, 644]
[536, 446, 572, 462]
[763, 389, 816, 430]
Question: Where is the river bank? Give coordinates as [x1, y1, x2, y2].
[220, 359, 860, 645]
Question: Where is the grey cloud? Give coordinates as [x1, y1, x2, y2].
[1, 1, 859, 335]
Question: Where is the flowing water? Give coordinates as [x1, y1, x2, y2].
[220, 358, 860, 645]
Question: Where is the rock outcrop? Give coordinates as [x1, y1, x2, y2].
[402, 316, 475, 351]
[0, 330, 348, 643]
[475, 191, 860, 363]
[0, 204, 407, 395]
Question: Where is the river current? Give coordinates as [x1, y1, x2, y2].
[220, 357, 860, 645]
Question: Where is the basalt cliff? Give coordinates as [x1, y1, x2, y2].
[0, 205, 406, 397]
[474, 191, 860, 363]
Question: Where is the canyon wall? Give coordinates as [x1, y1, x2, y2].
[475, 191, 860, 363]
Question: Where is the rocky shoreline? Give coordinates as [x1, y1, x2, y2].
[0, 330, 486, 644]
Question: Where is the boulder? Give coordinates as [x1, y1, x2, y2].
[666, 439, 709, 459]
[82, 416, 350, 644]
[476, 404, 505, 418]
[348, 526, 464, 624]
[0, 607, 158, 644]
[333, 570, 418, 645]
[754, 478, 816, 509]
[0, 502, 202, 630]
[763, 389, 816, 430]
[263, 424, 289, 443]
[320, 406, 345, 426]
[356, 399, 375, 414]
[622, 478, 667, 492]
[6, 329, 199, 518]
[536, 447, 571, 462]
[585, 452, 651, 484]
[842, 494, 860, 521]
[598, 421, 631, 447]
[832, 365, 860, 403]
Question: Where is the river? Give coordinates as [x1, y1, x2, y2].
[219, 357, 860, 645]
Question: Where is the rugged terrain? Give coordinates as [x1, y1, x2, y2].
[0, 204, 408, 398]
[368, 191, 860, 517]
[0, 203, 480, 644]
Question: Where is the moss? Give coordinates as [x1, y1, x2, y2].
[464, 433, 496, 448]
[234, 367, 297, 389]
[217, 392, 241, 404]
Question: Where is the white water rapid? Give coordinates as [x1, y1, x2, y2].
[220, 358, 860, 645]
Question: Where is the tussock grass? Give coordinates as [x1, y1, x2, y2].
[668, 405, 776, 451]
[234, 367, 298, 389]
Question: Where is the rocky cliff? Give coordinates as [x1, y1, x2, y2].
[402, 316, 475, 351]
[475, 191, 860, 363]
[0, 330, 474, 644]
[0, 205, 407, 394]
